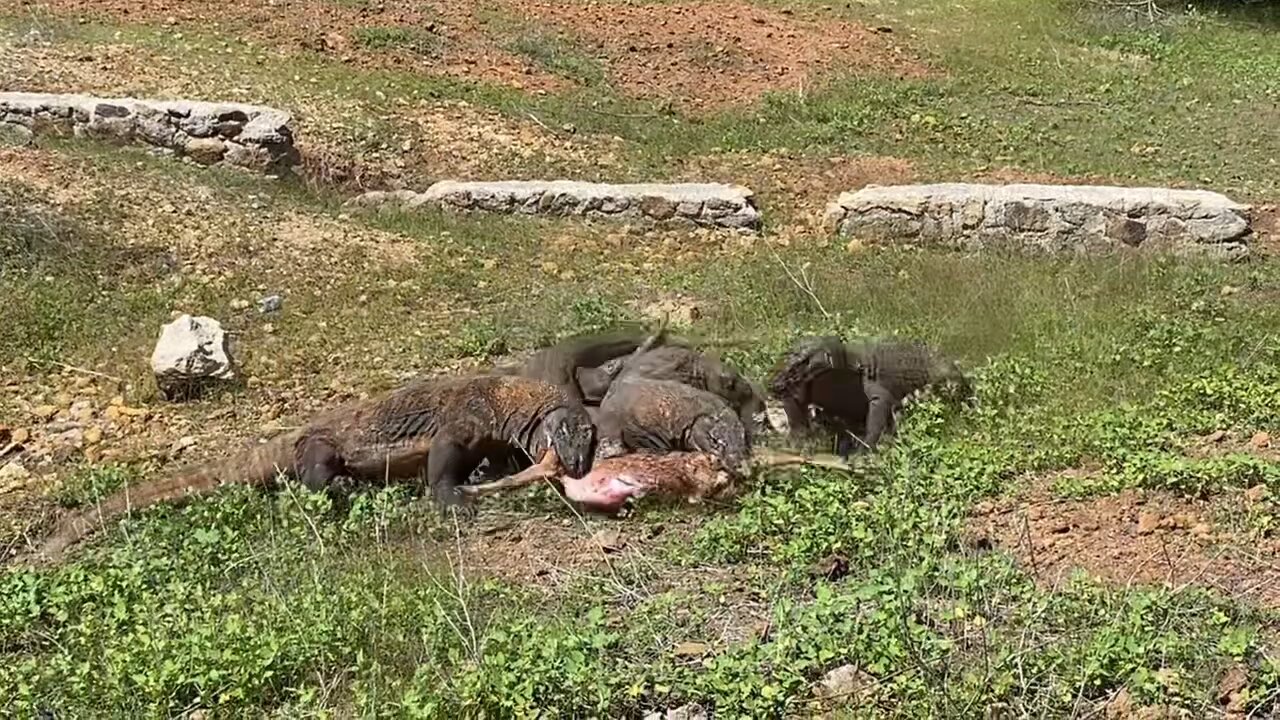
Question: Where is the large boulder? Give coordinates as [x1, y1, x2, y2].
[825, 183, 1252, 261]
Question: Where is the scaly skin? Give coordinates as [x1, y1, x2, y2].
[479, 326, 668, 480]
[767, 335, 867, 453]
[769, 336, 973, 455]
[594, 376, 753, 479]
[25, 375, 594, 564]
[579, 345, 765, 435]
[497, 327, 663, 404]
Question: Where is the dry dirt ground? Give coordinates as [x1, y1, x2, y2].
[22, 0, 927, 111]
[967, 434, 1280, 609]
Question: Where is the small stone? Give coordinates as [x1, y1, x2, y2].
[33, 404, 58, 421]
[1137, 512, 1160, 535]
[591, 530, 626, 554]
[663, 704, 706, 720]
[672, 641, 709, 657]
[170, 435, 197, 456]
[1251, 431, 1271, 449]
[84, 426, 103, 445]
[1207, 429, 1228, 443]
[184, 137, 227, 164]
[230, 299, 250, 311]
[815, 663, 869, 700]
[1219, 664, 1249, 713]
[1191, 522, 1213, 537]
[1245, 485, 1270, 503]
[11, 428, 29, 445]
[809, 553, 850, 581]
[0, 462, 31, 492]
[258, 294, 283, 313]
[0, 122, 33, 147]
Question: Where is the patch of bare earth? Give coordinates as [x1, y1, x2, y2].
[410, 512, 773, 643]
[24, 0, 926, 109]
[967, 472, 1280, 609]
[679, 151, 915, 232]
[513, 0, 928, 111]
[24, 0, 566, 93]
[400, 100, 625, 180]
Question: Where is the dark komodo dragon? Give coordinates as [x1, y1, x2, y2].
[769, 336, 973, 456]
[577, 344, 766, 434]
[26, 375, 595, 564]
[593, 374, 754, 480]
[477, 327, 668, 479]
[497, 327, 666, 405]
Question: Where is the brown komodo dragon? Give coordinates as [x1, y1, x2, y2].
[769, 335, 973, 457]
[25, 375, 596, 564]
[593, 374, 754, 480]
[577, 344, 767, 435]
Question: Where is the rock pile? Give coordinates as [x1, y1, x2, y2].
[349, 180, 762, 230]
[825, 183, 1253, 260]
[0, 92, 300, 174]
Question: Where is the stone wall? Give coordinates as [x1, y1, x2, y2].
[349, 180, 762, 231]
[0, 92, 299, 174]
[825, 183, 1253, 261]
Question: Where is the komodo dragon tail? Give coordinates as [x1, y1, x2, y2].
[25, 431, 302, 565]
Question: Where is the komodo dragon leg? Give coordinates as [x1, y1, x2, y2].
[426, 439, 481, 519]
[857, 380, 897, 455]
[295, 434, 347, 493]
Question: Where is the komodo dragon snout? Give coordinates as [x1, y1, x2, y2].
[542, 405, 596, 478]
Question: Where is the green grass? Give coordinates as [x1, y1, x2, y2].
[352, 26, 444, 58]
[507, 30, 608, 87]
[6, 0, 1280, 716]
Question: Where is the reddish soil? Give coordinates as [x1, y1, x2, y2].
[28, 0, 927, 109]
[513, 0, 929, 111]
[678, 152, 916, 228]
[967, 476, 1280, 609]
[30, 0, 566, 92]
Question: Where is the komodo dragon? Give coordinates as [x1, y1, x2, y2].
[769, 336, 973, 456]
[593, 374, 754, 480]
[24, 375, 596, 564]
[577, 345, 766, 436]
[497, 325, 668, 404]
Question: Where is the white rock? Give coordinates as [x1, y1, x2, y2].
[825, 183, 1252, 260]
[0, 462, 31, 494]
[348, 180, 762, 231]
[0, 92, 297, 174]
[642, 704, 708, 720]
[150, 314, 235, 396]
[815, 663, 869, 700]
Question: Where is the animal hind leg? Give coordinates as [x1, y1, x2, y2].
[295, 434, 347, 492]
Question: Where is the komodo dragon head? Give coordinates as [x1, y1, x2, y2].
[767, 335, 848, 398]
[537, 404, 597, 479]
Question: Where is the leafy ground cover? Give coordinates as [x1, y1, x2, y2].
[3, 0, 1280, 716]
